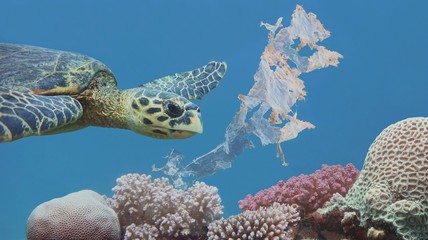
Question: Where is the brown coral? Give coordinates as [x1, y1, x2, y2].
[207, 203, 300, 240]
[344, 117, 428, 240]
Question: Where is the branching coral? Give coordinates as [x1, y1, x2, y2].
[207, 203, 300, 240]
[239, 164, 359, 214]
[106, 174, 223, 239]
[122, 223, 159, 240]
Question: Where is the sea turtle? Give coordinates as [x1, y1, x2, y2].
[0, 44, 226, 142]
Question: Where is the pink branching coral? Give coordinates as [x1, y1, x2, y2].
[106, 174, 223, 239]
[239, 164, 359, 214]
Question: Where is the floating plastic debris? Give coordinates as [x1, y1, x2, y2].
[153, 5, 343, 188]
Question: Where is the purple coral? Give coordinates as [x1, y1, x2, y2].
[239, 164, 359, 214]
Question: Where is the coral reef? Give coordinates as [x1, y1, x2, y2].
[26, 117, 428, 240]
[239, 164, 359, 215]
[207, 203, 300, 240]
[26, 190, 120, 240]
[341, 117, 428, 240]
[106, 173, 223, 239]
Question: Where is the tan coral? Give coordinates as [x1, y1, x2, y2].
[207, 203, 300, 240]
[344, 117, 428, 240]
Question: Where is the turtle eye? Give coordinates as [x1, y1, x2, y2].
[164, 101, 184, 118]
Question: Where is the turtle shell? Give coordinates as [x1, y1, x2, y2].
[0, 44, 116, 95]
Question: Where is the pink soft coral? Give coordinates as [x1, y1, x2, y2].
[239, 164, 359, 214]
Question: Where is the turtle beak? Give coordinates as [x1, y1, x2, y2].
[169, 110, 203, 138]
[190, 112, 203, 134]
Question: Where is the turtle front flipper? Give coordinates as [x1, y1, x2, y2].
[141, 61, 227, 100]
[0, 88, 83, 142]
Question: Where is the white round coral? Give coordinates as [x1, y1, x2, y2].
[26, 190, 120, 240]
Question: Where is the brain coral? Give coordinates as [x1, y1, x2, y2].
[26, 190, 120, 240]
[344, 117, 428, 240]
[107, 173, 223, 239]
[207, 202, 300, 240]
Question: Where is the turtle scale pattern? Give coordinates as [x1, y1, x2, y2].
[0, 88, 82, 141]
[142, 61, 226, 100]
[0, 44, 115, 95]
[0, 44, 111, 142]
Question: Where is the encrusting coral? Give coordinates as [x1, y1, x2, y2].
[341, 117, 428, 240]
[26, 190, 120, 240]
[239, 164, 359, 215]
[207, 202, 300, 240]
[106, 173, 223, 239]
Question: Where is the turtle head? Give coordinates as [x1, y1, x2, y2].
[126, 88, 202, 139]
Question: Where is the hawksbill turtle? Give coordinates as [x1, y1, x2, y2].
[0, 44, 226, 142]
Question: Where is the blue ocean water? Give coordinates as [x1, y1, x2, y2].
[1, 1, 427, 239]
